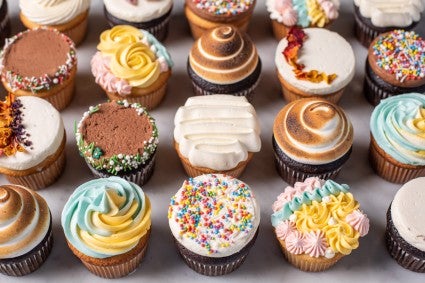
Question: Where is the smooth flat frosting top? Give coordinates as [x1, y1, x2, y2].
[61, 177, 151, 258]
[19, 0, 90, 25]
[168, 174, 260, 257]
[174, 95, 261, 171]
[370, 93, 425, 165]
[354, 0, 424, 27]
[275, 28, 355, 95]
[273, 98, 353, 164]
[189, 25, 259, 85]
[0, 184, 50, 258]
[104, 0, 173, 22]
[0, 96, 64, 171]
[391, 177, 425, 251]
[271, 177, 369, 258]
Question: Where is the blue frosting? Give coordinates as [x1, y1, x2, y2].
[141, 30, 174, 68]
[293, 0, 310, 27]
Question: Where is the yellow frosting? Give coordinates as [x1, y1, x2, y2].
[295, 201, 329, 231]
[109, 42, 160, 88]
[307, 0, 329, 27]
[97, 25, 144, 56]
[327, 193, 359, 221]
[324, 222, 359, 255]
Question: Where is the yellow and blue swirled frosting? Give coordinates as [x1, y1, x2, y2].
[61, 177, 151, 258]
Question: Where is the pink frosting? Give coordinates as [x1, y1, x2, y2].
[91, 52, 132, 96]
[318, 0, 339, 20]
[275, 0, 298, 26]
[304, 230, 328, 258]
[276, 220, 296, 240]
[346, 210, 370, 237]
[285, 231, 305, 254]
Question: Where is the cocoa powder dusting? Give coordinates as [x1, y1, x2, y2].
[81, 103, 152, 157]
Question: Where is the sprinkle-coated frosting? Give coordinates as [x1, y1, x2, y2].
[191, 0, 254, 15]
[372, 30, 425, 83]
[168, 174, 260, 257]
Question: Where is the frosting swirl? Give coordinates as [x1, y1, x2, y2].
[273, 98, 353, 165]
[19, 0, 90, 25]
[61, 177, 151, 258]
[97, 25, 144, 56]
[0, 184, 50, 258]
[189, 25, 259, 84]
[104, 0, 173, 23]
[370, 93, 425, 165]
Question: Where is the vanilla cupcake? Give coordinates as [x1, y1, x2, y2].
[273, 98, 353, 185]
[19, 0, 90, 46]
[0, 184, 53, 276]
[91, 25, 173, 110]
[174, 95, 261, 178]
[188, 25, 261, 101]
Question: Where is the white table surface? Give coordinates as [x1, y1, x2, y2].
[1, 1, 424, 282]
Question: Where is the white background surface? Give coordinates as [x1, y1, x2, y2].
[1, 1, 424, 282]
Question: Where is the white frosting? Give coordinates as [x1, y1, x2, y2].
[354, 0, 425, 27]
[19, 0, 90, 25]
[104, 0, 173, 23]
[174, 95, 261, 171]
[275, 28, 355, 95]
[391, 177, 425, 252]
[0, 96, 64, 171]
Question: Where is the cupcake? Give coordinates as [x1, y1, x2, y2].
[185, 0, 257, 39]
[19, 0, 90, 46]
[103, 0, 173, 42]
[369, 93, 425, 184]
[275, 27, 355, 103]
[273, 98, 353, 185]
[386, 177, 425, 273]
[174, 95, 261, 178]
[364, 30, 425, 106]
[76, 100, 158, 186]
[0, 0, 11, 48]
[0, 184, 53, 276]
[91, 25, 173, 110]
[0, 28, 77, 111]
[0, 94, 66, 190]
[168, 174, 260, 276]
[271, 177, 369, 271]
[266, 0, 340, 40]
[187, 25, 261, 101]
[354, 0, 424, 47]
[61, 177, 151, 278]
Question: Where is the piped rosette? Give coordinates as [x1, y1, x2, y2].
[271, 177, 369, 271]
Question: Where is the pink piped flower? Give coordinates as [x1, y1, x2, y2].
[285, 231, 305, 254]
[346, 210, 370, 237]
[304, 230, 328, 257]
[276, 220, 296, 240]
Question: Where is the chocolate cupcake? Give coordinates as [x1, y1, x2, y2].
[353, 1, 424, 47]
[187, 25, 261, 101]
[0, 184, 53, 276]
[273, 98, 353, 185]
[0, 0, 11, 48]
[103, 0, 173, 42]
[168, 174, 260, 276]
[76, 100, 158, 186]
[386, 177, 425, 272]
[364, 30, 425, 106]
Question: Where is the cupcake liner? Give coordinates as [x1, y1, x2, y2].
[277, 71, 343, 104]
[271, 20, 333, 41]
[353, 7, 380, 48]
[369, 135, 425, 184]
[0, 0, 11, 48]
[364, 63, 391, 106]
[61, 11, 89, 46]
[144, 13, 171, 43]
[0, 222, 53, 277]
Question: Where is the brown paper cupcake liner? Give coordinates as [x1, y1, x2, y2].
[144, 13, 171, 42]
[277, 71, 343, 104]
[0, 222, 53, 276]
[364, 64, 391, 106]
[191, 80, 258, 102]
[369, 135, 425, 184]
[353, 9, 380, 48]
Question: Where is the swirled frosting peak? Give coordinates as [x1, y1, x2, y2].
[273, 98, 353, 164]
[0, 185, 50, 259]
[370, 93, 425, 165]
[189, 25, 259, 84]
[61, 177, 151, 258]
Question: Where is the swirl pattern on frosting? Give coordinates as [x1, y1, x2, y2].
[19, 0, 90, 25]
[168, 174, 260, 257]
[370, 93, 425, 165]
[104, 0, 173, 22]
[0, 185, 50, 258]
[61, 177, 151, 258]
[174, 95, 261, 171]
[273, 98, 353, 165]
[189, 25, 259, 84]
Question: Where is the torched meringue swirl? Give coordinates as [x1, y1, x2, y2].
[0, 185, 50, 258]
[273, 98, 353, 164]
[189, 25, 259, 84]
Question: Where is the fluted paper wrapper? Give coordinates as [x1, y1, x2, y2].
[191, 79, 258, 103]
